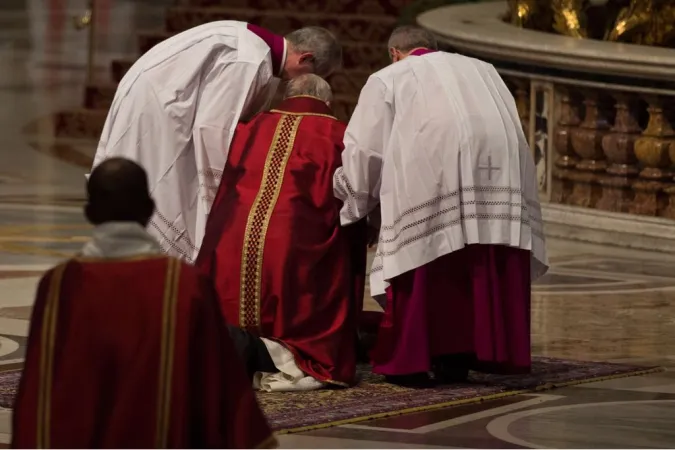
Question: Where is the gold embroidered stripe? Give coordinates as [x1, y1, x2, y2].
[155, 258, 181, 448]
[239, 114, 303, 329]
[36, 263, 67, 449]
[270, 109, 336, 120]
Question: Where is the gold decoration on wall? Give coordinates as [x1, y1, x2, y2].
[551, 0, 587, 39]
[504, 0, 675, 48]
[506, 0, 537, 27]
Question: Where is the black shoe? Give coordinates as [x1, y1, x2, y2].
[432, 353, 473, 384]
[356, 331, 377, 364]
[385, 373, 436, 388]
[433, 366, 469, 384]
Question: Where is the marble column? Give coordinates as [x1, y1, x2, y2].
[597, 93, 641, 213]
[568, 90, 613, 208]
[630, 96, 674, 216]
[551, 87, 582, 205]
[660, 143, 675, 219]
[511, 78, 531, 135]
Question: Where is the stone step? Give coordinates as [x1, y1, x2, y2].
[67, 92, 357, 140]
[165, 7, 396, 42]
[84, 80, 358, 119]
[111, 58, 133, 83]
[98, 66, 370, 105]
[326, 97, 358, 122]
[42, 109, 108, 140]
[113, 56, 372, 90]
[180, 0, 406, 16]
[328, 69, 371, 96]
[138, 30, 389, 71]
[84, 83, 115, 110]
[47, 96, 356, 141]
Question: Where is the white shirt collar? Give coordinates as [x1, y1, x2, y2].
[81, 222, 162, 258]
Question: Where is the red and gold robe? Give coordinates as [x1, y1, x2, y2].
[197, 96, 366, 387]
[12, 256, 274, 449]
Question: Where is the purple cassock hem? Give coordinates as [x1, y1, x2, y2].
[371, 244, 532, 376]
[247, 23, 285, 77]
[409, 48, 438, 56]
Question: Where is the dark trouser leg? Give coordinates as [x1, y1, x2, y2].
[226, 325, 277, 379]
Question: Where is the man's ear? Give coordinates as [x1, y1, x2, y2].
[298, 52, 314, 66]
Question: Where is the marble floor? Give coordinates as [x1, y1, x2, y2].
[1, 0, 675, 448]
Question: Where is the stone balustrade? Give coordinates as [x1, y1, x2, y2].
[500, 73, 675, 219]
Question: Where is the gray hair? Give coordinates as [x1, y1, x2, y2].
[284, 74, 333, 103]
[388, 26, 438, 52]
[285, 27, 342, 78]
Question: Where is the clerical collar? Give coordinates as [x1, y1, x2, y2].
[409, 48, 438, 57]
[247, 24, 286, 77]
[271, 96, 336, 119]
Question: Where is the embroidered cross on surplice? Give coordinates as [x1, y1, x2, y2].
[478, 155, 500, 181]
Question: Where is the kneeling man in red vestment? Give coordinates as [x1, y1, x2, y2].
[197, 74, 367, 392]
[334, 26, 549, 387]
[12, 158, 275, 448]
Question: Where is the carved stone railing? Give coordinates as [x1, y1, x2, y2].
[499, 72, 675, 219]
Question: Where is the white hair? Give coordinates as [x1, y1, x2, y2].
[388, 26, 438, 52]
[284, 74, 333, 103]
[285, 27, 342, 78]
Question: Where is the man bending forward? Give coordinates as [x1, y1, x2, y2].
[92, 22, 341, 262]
[197, 75, 367, 391]
[334, 26, 549, 387]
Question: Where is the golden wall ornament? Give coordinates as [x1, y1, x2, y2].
[506, 0, 537, 27]
[606, 0, 654, 43]
[551, 0, 587, 38]
[505, 0, 674, 48]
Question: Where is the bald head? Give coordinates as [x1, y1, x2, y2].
[388, 26, 438, 60]
[85, 158, 155, 227]
[284, 74, 333, 104]
[284, 27, 342, 78]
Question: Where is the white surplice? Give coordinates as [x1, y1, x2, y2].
[334, 52, 548, 296]
[91, 21, 280, 262]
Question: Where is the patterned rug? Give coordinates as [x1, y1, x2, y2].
[257, 357, 660, 433]
[0, 357, 659, 434]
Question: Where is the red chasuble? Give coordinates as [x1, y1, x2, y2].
[197, 96, 367, 386]
[12, 256, 275, 449]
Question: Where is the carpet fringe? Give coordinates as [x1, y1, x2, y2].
[276, 366, 664, 435]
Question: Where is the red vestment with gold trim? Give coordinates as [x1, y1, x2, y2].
[197, 96, 367, 386]
[12, 257, 274, 449]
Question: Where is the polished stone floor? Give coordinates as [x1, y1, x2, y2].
[1, 0, 675, 448]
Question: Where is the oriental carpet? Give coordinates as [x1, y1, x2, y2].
[0, 357, 660, 433]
